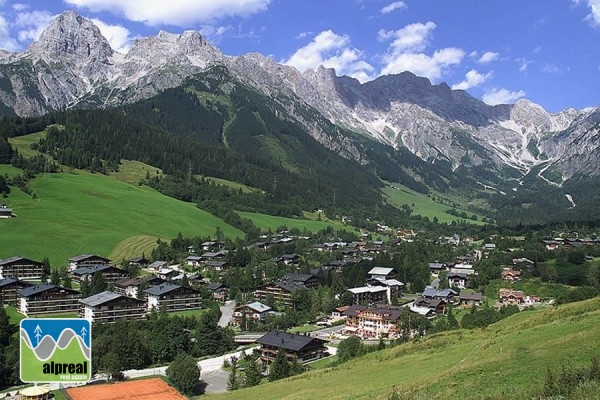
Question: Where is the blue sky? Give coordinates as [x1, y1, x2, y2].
[0, 0, 598, 112]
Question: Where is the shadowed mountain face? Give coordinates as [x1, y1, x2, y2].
[21, 328, 91, 361]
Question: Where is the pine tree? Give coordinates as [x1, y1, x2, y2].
[244, 359, 263, 387]
[269, 347, 290, 381]
[227, 356, 241, 391]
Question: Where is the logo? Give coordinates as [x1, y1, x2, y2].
[20, 318, 91, 383]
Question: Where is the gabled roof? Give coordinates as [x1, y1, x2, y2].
[0, 277, 33, 288]
[79, 291, 143, 307]
[422, 287, 458, 298]
[257, 330, 327, 351]
[243, 301, 271, 313]
[347, 285, 388, 294]
[145, 282, 199, 296]
[148, 261, 167, 269]
[114, 275, 164, 287]
[206, 282, 228, 291]
[368, 267, 395, 276]
[18, 284, 79, 297]
[69, 254, 111, 262]
[459, 292, 483, 301]
[0, 256, 43, 266]
[72, 264, 124, 276]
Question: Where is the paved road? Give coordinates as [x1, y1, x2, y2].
[218, 300, 236, 328]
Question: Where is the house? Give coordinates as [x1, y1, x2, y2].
[501, 267, 522, 282]
[17, 284, 80, 316]
[346, 285, 389, 305]
[367, 267, 397, 281]
[200, 250, 228, 260]
[422, 288, 458, 302]
[456, 254, 477, 264]
[428, 262, 449, 276]
[330, 305, 349, 320]
[278, 254, 300, 265]
[79, 291, 146, 323]
[205, 282, 229, 302]
[144, 282, 202, 312]
[71, 264, 128, 284]
[0, 277, 33, 305]
[201, 241, 223, 251]
[147, 260, 167, 271]
[185, 256, 203, 267]
[156, 267, 179, 281]
[459, 292, 484, 307]
[203, 261, 229, 272]
[253, 273, 320, 306]
[68, 254, 111, 271]
[413, 297, 446, 314]
[0, 204, 13, 218]
[113, 275, 165, 298]
[498, 289, 526, 305]
[447, 272, 469, 289]
[542, 240, 563, 251]
[257, 331, 328, 365]
[342, 304, 403, 339]
[0, 256, 45, 281]
[233, 301, 272, 327]
[128, 257, 149, 267]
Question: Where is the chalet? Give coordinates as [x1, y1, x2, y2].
[422, 288, 458, 302]
[498, 289, 526, 305]
[0, 204, 13, 218]
[144, 282, 202, 312]
[501, 267, 522, 282]
[113, 275, 165, 298]
[346, 285, 389, 305]
[278, 254, 300, 265]
[331, 305, 349, 320]
[205, 282, 229, 302]
[254, 273, 320, 306]
[409, 305, 437, 319]
[447, 272, 469, 289]
[459, 292, 484, 307]
[0, 256, 45, 281]
[342, 304, 403, 339]
[147, 260, 167, 271]
[71, 264, 128, 284]
[456, 254, 477, 264]
[79, 291, 146, 323]
[450, 263, 475, 275]
[257, 331, 328, 365]
[201, 241, 223, 251]
[185, 256, 203, 267]
[68, 254, 111, 271]
[0, 277, 33, 305]
[413, 297, 446, 314]
[248, 241, 270, 251]
[203, 260, 229, 271]
[428, 262, 449, 276]
[233, 301, 272, 326]
[156, 267, 179, 281]
[367, 267, 397, 281]
[17, 284, 80, 316]
[543, 240, 563, 251]
[200, 250, 228, 260]
[128, 257, 149, 267]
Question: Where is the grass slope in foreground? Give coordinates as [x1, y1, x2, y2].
[210, 297, 600, 400]
[0, 172, 242, 267]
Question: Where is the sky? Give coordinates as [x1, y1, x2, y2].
[0, 0, 598, 113]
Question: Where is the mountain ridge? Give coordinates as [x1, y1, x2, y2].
[0, 11, 598, 189]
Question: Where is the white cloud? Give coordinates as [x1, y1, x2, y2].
[14, 10, 56, 43]
[477, 51, 499, 64]
[452, 69, 492, 90]
[378, 21, 436, 53]
[516, 58, 532, 72]
[12, 3, 29, 11]
[91, 19, 133, 53]
[585, 0, 600, 26]
[0, 16, 19, 51]
[380, 47, 465, 81]
[380, 1, 407, 14]
[63, 0, 272, 26]
[283, 30, 374, 82]
[483, 88, 526, 105]
[541, 63, 561, 74]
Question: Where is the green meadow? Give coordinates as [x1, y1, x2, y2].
[236, 211, 356, 234]
[382, 181, 485, 224]
[209, 297, 600, 400]
[0, 171, 242, 268]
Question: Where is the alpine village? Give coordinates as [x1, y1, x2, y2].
[1, 10, 600, 400]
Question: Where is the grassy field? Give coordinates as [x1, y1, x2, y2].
[107, 159, 164, 185]
[204, 176, 262, 194]
[209, 297, 600, 399]
[0, 171, 243, 268]
[0, 164, 22, 178]
[237, 211, 356, 234]
[382, 181, 485, 224]
[7, 131, 46, 158]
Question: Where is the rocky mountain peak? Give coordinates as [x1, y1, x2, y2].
[28, 10, 113, 63]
